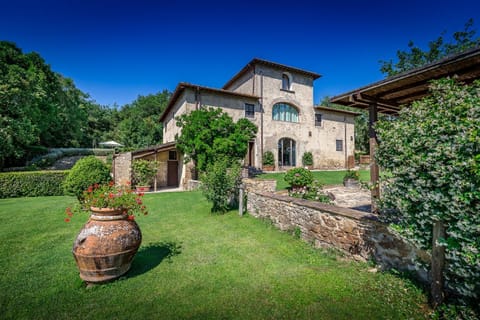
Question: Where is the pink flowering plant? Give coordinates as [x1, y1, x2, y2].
[65, 181, 148, 222]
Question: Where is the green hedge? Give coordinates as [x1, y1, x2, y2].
[0, 171, 69, 198]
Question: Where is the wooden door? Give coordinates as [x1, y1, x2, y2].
[167, 161, 178, 187]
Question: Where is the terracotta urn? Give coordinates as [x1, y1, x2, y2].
[72, 207, 142, 283]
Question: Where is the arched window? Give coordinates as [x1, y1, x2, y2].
[282, 73, 291, 90]
[272, 103, 299, 122]
[278, 138, 296, 167]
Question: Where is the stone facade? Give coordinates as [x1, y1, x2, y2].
[245, 179, 430, 283]
[160, 59, 358, 188]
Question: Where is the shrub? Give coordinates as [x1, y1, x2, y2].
[262, 151, 275, 166]
[201, 158, 241, 213]
[132, 159, 158, 186]
[288, 179, 331, 204]
[343, 170, 360, 181]
[63, 156, 111, 200]
[284, 167, 313, 187]
[0, 171, 68, 198]
[302, 152, 313, 166]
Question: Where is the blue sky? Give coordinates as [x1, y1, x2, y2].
[1, 0, 479, 107]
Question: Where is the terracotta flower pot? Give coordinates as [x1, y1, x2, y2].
[72, 207, 142, 283]
[135, 185, 151, 192]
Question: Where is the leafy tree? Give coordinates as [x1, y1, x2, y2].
[0, 41, 107, 167]
[175, 107, 257, 174]
[380, 19, 480, 76]
[114, 91, 170, 148]
[375, 78, 480, 302]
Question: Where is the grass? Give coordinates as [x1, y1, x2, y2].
[0, 192, 430, 319]
[259, 169, 370, 190]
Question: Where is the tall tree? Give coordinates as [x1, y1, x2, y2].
[0, 41, 111, 167]
[114, 90, 170, 148]
[380, 19, 480, 76]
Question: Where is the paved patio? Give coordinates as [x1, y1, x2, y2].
[323, 185, 371, 212]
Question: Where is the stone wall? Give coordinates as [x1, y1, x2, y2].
[113, 152, 132, 185]
[245, 179, 429, 282]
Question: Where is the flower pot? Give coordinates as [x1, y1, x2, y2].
[135, 185, 150, 192]
[72, 207, 142, 283]
[262, 165, 274, 172]
[343, 178, 359, 188]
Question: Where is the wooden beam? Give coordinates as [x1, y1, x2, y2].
[431, 220, 446, 307]
[369, 102, 380, 213]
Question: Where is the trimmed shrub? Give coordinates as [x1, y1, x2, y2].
[284, 167, 313, 187]
[63, 156, 111, 200]
[262, 151, 275, 166]
[0, 171, 68, 198]
[302, 152, 313, 166]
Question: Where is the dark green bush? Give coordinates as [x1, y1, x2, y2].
[63, 156, 111, 200]
[262, 151, 275, 166]
[284, 167, 313, 187]
[302, 152, 313, 166]
[0, 171, 68, 198]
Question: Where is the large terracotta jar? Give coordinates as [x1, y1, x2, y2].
[72, 207, 142, 283]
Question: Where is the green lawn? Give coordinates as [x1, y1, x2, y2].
[259, 169, 371, 190]
[0, 191, 429, 319]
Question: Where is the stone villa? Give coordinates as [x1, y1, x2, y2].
[114, 58, 357, 189]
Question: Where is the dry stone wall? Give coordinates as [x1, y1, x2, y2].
[245, 179, 430, 282]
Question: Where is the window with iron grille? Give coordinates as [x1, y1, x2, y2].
[336, 139, 343, 151]
[315, 114, 322, 126]
[245, 103, 255, 118]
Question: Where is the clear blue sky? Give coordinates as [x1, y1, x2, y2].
[1, 0, 479, 107]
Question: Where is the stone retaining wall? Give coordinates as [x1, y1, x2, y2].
[245, 179, 429, 282]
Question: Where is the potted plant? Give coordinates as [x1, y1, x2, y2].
[132, 159, 158, 192]
[302, 151, 313, 169]
[343, 169, 360, 188]
[65, 181, 148, 283]
[262, 151, 275, 171]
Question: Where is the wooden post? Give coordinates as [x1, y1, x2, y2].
[431, 220, 445, 307]
[238, 184, 244, 216]
[369, 102, 379, 212]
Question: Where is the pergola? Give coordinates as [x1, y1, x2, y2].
[330, 47, 480, 210]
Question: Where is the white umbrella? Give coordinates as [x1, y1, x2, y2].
[99, 140, 123, 148]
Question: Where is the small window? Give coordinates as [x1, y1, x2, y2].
[169, 150, 177, 160]
[282, 74, 290, 90]
[315, 114, 322, 126]
[336, 140, 343, 152]
[245, 103, 255, 118]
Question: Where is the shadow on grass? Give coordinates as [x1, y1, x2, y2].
[126, 241, 182, 278]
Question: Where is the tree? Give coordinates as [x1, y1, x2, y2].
[114, 91, 170, 148]
[380, 19, 480, 76]
[175, 107, 257, 174]
[0, 41, 107, 167]
[375, 78, 480, 303]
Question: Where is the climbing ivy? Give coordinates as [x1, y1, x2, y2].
[375, 78, 480, 302]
